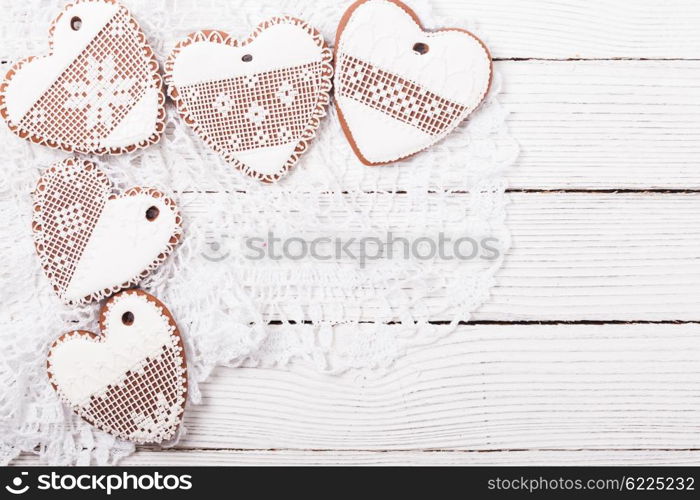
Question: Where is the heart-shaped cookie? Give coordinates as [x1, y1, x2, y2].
[47, 290, 187, 444]
[165, 17, 333, 183]
[0, 0, 165, 154]
[32, 158, 182, 305]
[334, 0, 492, 165]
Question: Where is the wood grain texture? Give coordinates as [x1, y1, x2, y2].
[177, 60, 700, 191]
[122, 0, 700, 465]
[501, 60, 700, 189]
[11, 0, 700, 467]
[115, 0, 700, 61]
[183, 192, 700, 321]
[479, 192, 700, 320]
[18, 323, 699, 464]
[437, 0, 700, 59]
[172, 324, 700, 452]
[16, 449, 700, 466]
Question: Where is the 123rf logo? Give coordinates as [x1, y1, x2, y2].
[4, 471, 192, 496]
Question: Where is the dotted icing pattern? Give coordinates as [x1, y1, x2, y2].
[32, 158, 110, 296]
[177, 61, 324, 154]
[336, 53, 468, 137]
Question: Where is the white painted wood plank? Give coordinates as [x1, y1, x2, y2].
[478, 192, 700, 320]
[129, 0, 700, 60]
[5, 1, 698, 61]
[13, 323, 700, 464]
[344, 60, 700, 189]
[434, 0, 700, 59]
[168, 324, 700, 451]
[15, 449, 700, 466]
[183, 192, 700, 321]
[177, 60, 700, 191]
[501, 60, 700, 189]
[140, 0, 700, 60]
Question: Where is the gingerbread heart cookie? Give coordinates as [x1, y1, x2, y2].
[32, 158, 182, 305]
[334, 0, 492, 165]
[165, 17, 333, 183]
[47, 290, 187, 444]
[0, 0, 165, 154]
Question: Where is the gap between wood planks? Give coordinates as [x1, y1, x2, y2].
[65, 320, 700, 326]
[265, 320, 700, 325]
[138, 446, 700, 453]
[177, 189, 700, 194]
[493, 57, 700, 62]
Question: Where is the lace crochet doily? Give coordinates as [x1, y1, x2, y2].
[0, 0, 518, 465]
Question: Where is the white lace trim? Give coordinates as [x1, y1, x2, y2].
[0, 0, 517, 465]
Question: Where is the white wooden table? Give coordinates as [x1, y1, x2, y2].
[17, 0, 700, 466]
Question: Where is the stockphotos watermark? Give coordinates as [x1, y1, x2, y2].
[201, 231, 501, 268]
[3, 470, 192, 496]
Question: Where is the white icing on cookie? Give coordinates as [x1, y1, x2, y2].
[49, 292, 175, 404]
[334, 0, 491, 164]
[64, 192, 179, 302]
[165, 17, 333, 183]
[47, 290, 188, 444]
[0, 0, 165, 154]
[32, 158, 182, 305]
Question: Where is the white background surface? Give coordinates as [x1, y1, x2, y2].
[16, 0, 700, 465]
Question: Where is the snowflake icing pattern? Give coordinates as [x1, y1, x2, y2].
[63, 56, 136, 130]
